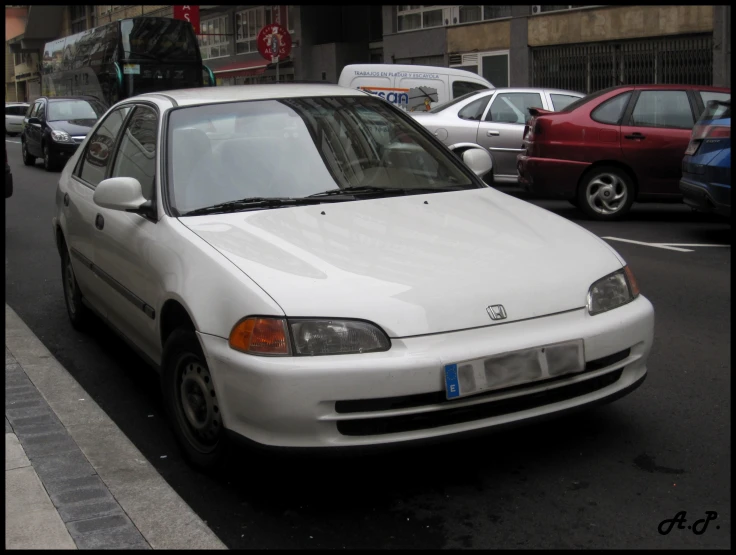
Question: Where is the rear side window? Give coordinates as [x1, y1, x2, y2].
[458, 96, 492, 121]
[78, 106, 132, 187]
[699, 91, 730, 107]
[452, 80, 489, 98]
[550, 94, 581, 111]
[591, 92, 632, 125]
[630, 90, 694, 129]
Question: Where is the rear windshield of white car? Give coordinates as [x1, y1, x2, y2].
[166, 96, 477, 214]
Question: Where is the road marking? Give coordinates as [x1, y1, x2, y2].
[602, 237, 693, 252]
[603, 237, 731, 253]
[5, 139, 21, 144]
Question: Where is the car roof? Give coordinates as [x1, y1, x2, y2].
[628, 84, 730, 92]
[137, 84, 369, 107]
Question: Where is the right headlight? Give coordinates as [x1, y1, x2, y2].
[228, 317, 391, 356]
[51, 130, 72, 143]
[587, 265, 640, 316]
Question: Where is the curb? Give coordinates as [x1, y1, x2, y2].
[5, 304, 227, 550]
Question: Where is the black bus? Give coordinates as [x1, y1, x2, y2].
[42, 17, 215, 108]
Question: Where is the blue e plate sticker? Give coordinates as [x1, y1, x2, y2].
[444, 364, 460, 399]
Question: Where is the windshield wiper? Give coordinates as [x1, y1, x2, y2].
[181, 196, 351, 217]
[308, 185, 472, 198]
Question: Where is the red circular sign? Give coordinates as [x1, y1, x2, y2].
[257, 23, 292, 62]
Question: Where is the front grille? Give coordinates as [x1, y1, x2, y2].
[336, 369, 623, 436]
[335, 348, 630, 414]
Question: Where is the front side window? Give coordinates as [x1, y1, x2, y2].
[78, 106, 132, 187]
[36, 102, 46, 121]
[629, 90, 694, 129]
[48, 99, 105, 122]
[167, 96, 476, 214]
[111, 106, 158, 201]
[486, 92, 543, 124]
[452, 80, 489, 98]
[591, 92, 632, 125]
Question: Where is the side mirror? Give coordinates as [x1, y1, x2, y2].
[93, 177, 151, 215]
[27, 117, 41, 125]
[448, 143, 493, 177]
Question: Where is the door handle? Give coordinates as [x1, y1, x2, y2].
[624, 133, 646, 140]
[95, 214, 104, 230]
[487, 130, 500, 136]
[63, 193, 69, 207]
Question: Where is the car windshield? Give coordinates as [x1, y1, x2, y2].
[428, 91, 491, 114]
[167, 95, 478, 215]
[48, 99, 105, 122]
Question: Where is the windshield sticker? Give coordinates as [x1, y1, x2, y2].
[123, 63, 140, 75]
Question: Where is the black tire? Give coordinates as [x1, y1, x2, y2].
[162, 329, 228, 471]
[483, 168, 495, 187]
[576, 166, 635, 221]
[43, 143, 58, 172]
[60, 244, 89, 330]
[21, 140, 36, 166]
[568, 198, 579, 208]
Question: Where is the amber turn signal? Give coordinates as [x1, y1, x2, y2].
[623, 265, 640, 298]
[229, 317, 290, 355]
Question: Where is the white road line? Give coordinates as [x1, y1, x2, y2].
[602, 237, 693, 252]
[5, 139, 21, 144]
[655, 243, 730, 248]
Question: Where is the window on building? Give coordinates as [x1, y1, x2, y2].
[482, 6, 512, 20]
[199, 16, 231, 60]
[398, 6, 443, 32]
[235, 7, 294, 55]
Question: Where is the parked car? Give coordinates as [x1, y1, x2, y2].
[680, 99, 731, 217]
[6, 146, 12, 198]
[517, 84, 731, 220]
[411, 88, 585, 184]
[53, 84, 654, 469]
[21, 96, 106, 172]
[338, 64, 492, 113]
[6, 102, 30, 136]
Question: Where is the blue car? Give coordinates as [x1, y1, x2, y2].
[680, 100, 731, 217]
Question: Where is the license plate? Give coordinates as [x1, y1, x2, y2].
[444, 339, 585, 400]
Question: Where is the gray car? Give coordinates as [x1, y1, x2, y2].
[411, 88, 584, 184]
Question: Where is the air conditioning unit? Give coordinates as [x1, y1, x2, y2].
[531, 5, 542, 15]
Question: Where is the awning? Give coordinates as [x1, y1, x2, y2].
[212, 60, 267, 78]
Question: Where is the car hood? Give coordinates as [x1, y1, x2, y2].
[47, 119, 96, 135]
[181, 189, 624, 337]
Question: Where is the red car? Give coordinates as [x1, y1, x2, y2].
[517, 84, 731, 220]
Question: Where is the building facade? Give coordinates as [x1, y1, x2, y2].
[6, 4, 730, 105]
[383, 5, 731, 92]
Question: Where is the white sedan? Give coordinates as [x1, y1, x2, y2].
[52, 84, 654, 469]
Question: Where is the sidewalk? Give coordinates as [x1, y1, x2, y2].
[5, 304, 227, 550]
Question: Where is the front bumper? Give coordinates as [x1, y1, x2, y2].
[199, 295, 655, 448]
[517, 154, 590, 198]
[49, 141, 80, 161]
[679, 177, 731, 217]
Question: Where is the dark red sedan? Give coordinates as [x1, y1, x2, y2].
[517, 84, 731, 220]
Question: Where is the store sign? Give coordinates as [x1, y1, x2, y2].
[257, 23, 292, 63]
[173, 6, 200, 35]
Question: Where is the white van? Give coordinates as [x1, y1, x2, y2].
[338, 64, 492, 112]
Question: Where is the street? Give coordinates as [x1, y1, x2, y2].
[5, 137, 731, 548]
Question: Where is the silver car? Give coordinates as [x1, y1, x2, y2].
[5, 103, 30, 136]
[411, 88, 584, 184]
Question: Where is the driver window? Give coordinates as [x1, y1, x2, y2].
[485, 92, 543, 124]
[77, 106, 132, 187]
[111, 106, 158, 201]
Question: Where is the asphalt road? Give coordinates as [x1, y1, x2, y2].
[5, 137, 731, 549]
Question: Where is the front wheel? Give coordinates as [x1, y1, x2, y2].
[21, 140, 36, 166]
[43, 144, 59, 172]
[61, 246, 89, 330]
[162, 329, 228, 471]
[576, 166, 635, 221]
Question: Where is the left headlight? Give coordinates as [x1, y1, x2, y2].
[51, 130, 72, 143]
[587, 265, 640, 316]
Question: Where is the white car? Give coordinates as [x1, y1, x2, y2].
[5, 102, 30, 136]
[52, 84, 654, 469]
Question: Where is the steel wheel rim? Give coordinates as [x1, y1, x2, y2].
[64, 257, 77, 316]
[585, 173, 628, 215]
[176, 356, 221, 453]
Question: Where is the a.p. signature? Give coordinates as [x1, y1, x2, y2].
[658, 511, 720, 535]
